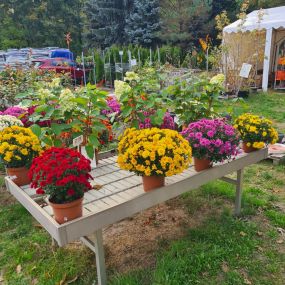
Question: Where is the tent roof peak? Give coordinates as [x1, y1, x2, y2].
[223, 6, 285, 33]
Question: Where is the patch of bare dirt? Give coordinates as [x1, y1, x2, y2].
[98, 199, 215, 273]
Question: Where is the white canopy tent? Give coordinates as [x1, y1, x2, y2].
[223, 6, 285, 91]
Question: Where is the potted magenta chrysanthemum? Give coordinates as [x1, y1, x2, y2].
[181, 119, 240, 172]
[29, 147, 93, 224]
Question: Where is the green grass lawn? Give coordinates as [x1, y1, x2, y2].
[216, 92, 285, 132]
[1, 92, 285, 284]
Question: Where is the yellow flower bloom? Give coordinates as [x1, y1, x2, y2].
[0, 126, 42, 167]
[20, 148, 28, 155]
[157, 147, 165, 156]
[234, 114, 278, 147]
[117, 128, 192, 177]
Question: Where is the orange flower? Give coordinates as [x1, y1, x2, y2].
[140, 93, 147, 101]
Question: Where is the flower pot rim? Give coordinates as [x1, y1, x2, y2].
[6, 166, 28, 170]
[193, 156, 212, 162]
[49, 196, 84, 208]
[142, 174, 165, 177]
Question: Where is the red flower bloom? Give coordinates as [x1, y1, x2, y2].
[29, 147, 93, 204]
[67, 189, 76, 196]
[36, 188, 45, 195]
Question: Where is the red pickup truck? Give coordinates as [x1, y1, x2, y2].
[32, 58, 87, 83]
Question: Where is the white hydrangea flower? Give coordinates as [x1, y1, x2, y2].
[124, 71, 140, 82]
[59, 88, 77, 113]
[210, 74, 225, 85]
[114, 80, 131, 100]
[0, 115, 23, 131]
[38, 88, 53, 100]
[48, 78, 61, 88]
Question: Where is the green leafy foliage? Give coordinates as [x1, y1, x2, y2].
[20, 79, 108, 157]
[0, 68, 71, 110]
[164, 74, 224, 125]
[116, 68, 170, 128]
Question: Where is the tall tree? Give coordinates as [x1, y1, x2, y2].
[212, 0, 239, 20]
[247, 0, 285, 10]
[159, 0, 212, 47]
[84, 0, 126, 48]
[188, 0, 213, 42]
[125, 0, 160, 46]
[159, 0, 193, 46]
[0, 0, 84, 53]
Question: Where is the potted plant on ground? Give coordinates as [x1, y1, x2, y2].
[181, 119, 239, 171]
[234, 113, 278, 153]
[117, 128, 192, 192]
[29, 147, 93, 224]
[0, 126, 42, 186]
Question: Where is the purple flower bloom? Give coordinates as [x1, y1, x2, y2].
[2, 106, 26, 118]
[207, 130, 215, 138]
[181, 118, 240, 163]
[102, 96, 121, 116]
[195, 132, 203, 139]
[139, 123, 145, 129]
[160, 112, 175, 130]
[214, 139, 223, 147]
[200, 138, 210, 146]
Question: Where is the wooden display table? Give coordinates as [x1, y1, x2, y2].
[5, 148, 268, 285]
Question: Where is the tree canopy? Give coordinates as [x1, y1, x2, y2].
[0, 0, 284, 52]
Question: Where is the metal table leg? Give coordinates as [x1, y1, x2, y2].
[81, 229, 107, 285]
[235, 169, 244, 216]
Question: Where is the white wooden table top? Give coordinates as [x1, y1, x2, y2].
[5, 148, 268, 246]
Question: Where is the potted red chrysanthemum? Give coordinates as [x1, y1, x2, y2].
[29, 147, 92, 224]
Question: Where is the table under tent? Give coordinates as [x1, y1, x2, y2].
[223, 6, 285, 92]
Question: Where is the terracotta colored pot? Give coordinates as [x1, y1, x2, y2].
[6, 166, 31, 186]
[142, 176, 165, 192]
[49, 197, 83, 224]
[242, 142, 257, 153]
[194, 157, 212, 172]
[182, 124, 188, 131]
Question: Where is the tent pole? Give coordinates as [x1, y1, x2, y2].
[262, 28, 273, 92]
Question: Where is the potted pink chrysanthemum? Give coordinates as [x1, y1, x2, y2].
[181, 119, 240, 171]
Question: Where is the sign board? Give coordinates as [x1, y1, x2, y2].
[73, 135, 83, 147]
[130, 59, 137, 67]
[239, 63, 252, 78]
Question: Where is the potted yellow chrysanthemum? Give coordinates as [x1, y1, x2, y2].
[234, 114, 278, 153]
[117, 128, 192, 192]
[0, 126, 42, 186]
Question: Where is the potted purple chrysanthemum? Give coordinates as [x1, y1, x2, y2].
[181, 119, 240, 171]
